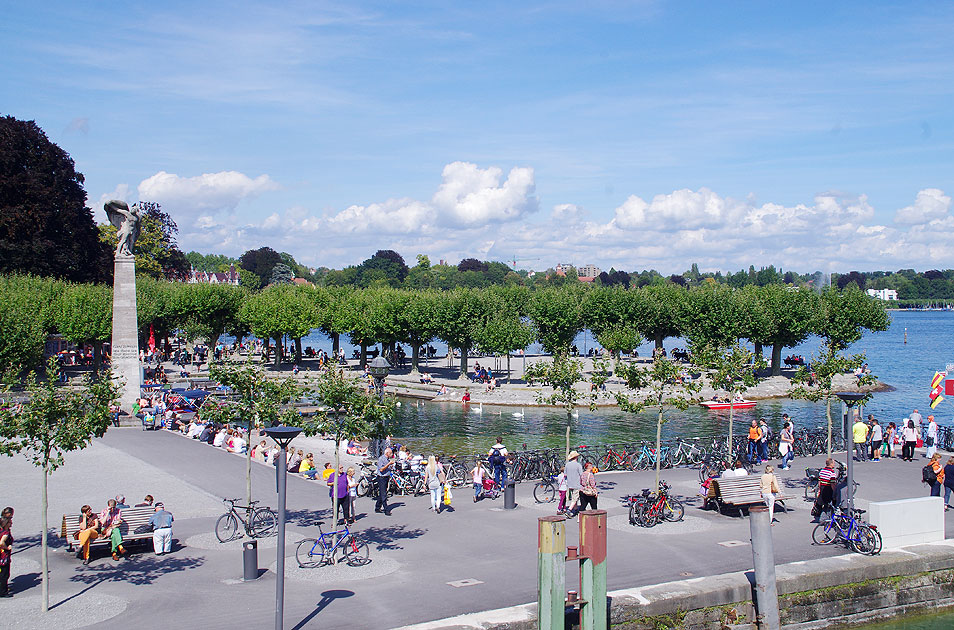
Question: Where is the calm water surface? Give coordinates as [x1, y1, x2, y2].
[851, 610, 954, 630]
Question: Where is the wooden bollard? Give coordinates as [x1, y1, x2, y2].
[579, 510, 607, 630]
[538, 515, 566, 630]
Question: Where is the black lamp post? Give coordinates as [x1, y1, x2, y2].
[367, 356, 391, 457]
[836, 392, 866, 512]
[263, 425, 302, 630]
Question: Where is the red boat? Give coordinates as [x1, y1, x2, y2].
[700, 400, 757, 410]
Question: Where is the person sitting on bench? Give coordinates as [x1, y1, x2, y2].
[75, 505, 101, 565]
[99, 499, 127, 561]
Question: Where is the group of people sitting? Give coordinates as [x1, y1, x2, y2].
[470, 363, 499, 391]
[783, 354, 806, 367]
[74, 495, 174, 563]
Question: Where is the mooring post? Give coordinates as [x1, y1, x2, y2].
[579, 510, 607, 630]
[749, 505, 780, 630]
[538, 515, 567, 630]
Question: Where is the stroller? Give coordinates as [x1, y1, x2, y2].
[481, 477, 501, 500]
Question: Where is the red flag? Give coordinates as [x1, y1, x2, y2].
[148, 325, 156, 353]
[947, 380, 954, 396]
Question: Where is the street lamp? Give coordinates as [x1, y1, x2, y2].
[263, 425, 302, 630]
[367, 356, 391, 457]
[836, 392, 866, 513]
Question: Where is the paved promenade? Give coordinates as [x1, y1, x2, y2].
[2, 427, 951, 629]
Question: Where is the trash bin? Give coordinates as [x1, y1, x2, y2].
[243, 540, 258, 581]
[504, 481, 516, 509]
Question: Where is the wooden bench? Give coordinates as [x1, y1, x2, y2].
[60, 506, 157, 554]
[706, 475, 788, 516]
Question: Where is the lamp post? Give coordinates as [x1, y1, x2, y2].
[836, 392, 866, 513]
[367, 356, 391, 458]
[263, 425, 302, 630]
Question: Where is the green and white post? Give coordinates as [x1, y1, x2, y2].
[537, 515, 567, 630]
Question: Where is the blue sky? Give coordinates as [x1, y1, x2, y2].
[3, 1, 953, 273]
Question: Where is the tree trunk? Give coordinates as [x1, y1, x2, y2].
[754, 342, 763, 358]
[273, 336, 282, 368]
[728, 400, 735, 461]
[41, 462, 49, 612]
[566, 420, 571, 461]
[410, 343, 421, 374]
[655, 333, 663, 351]
[246, 417, 254, 507]
[655, 408, 663, 492]
[826, 398, 833, 458]
[331, 333, 340, 357]
[507, 353, 512, 384]
[771, 343, 783, 376]
[360, 344, 367, 368]
[294, 338, 303, 365]
[93, 340, 104, 377]
[459, 347, 469, 378]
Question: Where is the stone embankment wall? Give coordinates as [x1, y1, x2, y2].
[400, 542, 954, 630]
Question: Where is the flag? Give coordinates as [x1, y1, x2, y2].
[947, 380, 954, 396]
[931, 395, 944, 410]
[931, 371, 945, 390]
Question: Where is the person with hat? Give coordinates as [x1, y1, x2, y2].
[148, 502, 174, 556]
[564, 451, 583, 516]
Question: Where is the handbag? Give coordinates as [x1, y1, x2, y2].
[443, 486, 453, 506]
[779, 442, 790, 456]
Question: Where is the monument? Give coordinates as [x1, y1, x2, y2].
[105, 200, 142, 413]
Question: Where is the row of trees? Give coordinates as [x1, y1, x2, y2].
[0, 274, 889, 379]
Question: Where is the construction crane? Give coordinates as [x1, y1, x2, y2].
[508, 256, 540, 269]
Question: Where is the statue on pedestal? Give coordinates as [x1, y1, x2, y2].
[104, 200, 140, 258]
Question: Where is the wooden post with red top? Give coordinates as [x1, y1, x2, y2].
[537, 515, 566, 630]
[579, 510, 607, 630]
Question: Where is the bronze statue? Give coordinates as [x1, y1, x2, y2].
[104, 200, 140, 257]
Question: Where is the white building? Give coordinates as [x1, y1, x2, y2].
[578, 264, 601, 278]
[866, 288, 898, 301]
[187, 264, 241, 286]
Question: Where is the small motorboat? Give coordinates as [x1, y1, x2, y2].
[700, 399, 757, 410]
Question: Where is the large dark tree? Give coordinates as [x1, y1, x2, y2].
[457, 257, 488, 273]
[239, 246, 282, 286]
[357, 249, 408, 287]
[99, 201, 189, 280]
[0, 116, 111, 281]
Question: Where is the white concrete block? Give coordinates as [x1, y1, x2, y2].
[869, 497, 944, 550]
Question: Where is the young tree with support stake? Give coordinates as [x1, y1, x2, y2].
[697, 343, 765, 459]
[524, 352, 588, 459]
[0, 358, 117, 613]
[613, 356, 701, 491]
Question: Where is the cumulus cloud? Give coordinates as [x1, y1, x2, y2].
[97, 184, 131, 211]
[894, 188, 951, 225]
[431, 162, 538, 226]
[614, 188, 734, 230]
[137, 170, 280, 213]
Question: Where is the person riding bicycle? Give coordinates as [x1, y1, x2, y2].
[488, 437, 509, 492]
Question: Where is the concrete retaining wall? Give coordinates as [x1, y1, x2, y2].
[868, 497, 945, 549]
[400, 541, 954, 630]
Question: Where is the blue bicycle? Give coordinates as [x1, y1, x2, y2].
[295, 521, 370, 568]
[811, 507, 882, 555]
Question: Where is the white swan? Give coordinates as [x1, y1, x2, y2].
[396, 401, 402, 407]
[471, 402, 483, 414]
[571, 409, 579, 418]
[512, 408, 524, 417]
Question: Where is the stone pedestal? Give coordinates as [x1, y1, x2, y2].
[111, 256, 140, 413]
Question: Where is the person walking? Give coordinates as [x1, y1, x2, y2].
[943, 458, 954, 510]
[779, 421, 794, 470]
[471, 458, 486, 502]
[926, 415, 939, 459]
[925, 454, 945, 497]
[852, 414, 869, 462]
[0, 514, 12, 597]
[758, 419, 771, 463]
[148, 503, 174, 556]
[346, 467, 358, 524]
[328, 465, 350, 523]
[556, 466, 568, 514]
[578, 462, 599, 511]
[760, 465, 782, 524]
[886, 422, 897, 459]
[911, 408, 923, 433]
[747, 420, 762, 464]
[869, 417, 883, 462]
[424, 455, 445, 513]
[902, 419, 918, 461]
[487, 437, 509, 492]
[564, 451, 583, 516]
[375, 448, 394, 516]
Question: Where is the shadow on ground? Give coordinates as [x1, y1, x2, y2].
[291, 589, 355, 629]
[58, 554, 205, 609]
[359, 524, 427, 551]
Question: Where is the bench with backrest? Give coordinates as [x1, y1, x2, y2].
[706, 475, 788, 516]
[60, 506, 157, 554]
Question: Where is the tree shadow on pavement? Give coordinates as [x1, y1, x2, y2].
[291, 589, 354, 630]
[59, 554, 205, 609]
[286, 507, 332, 529]
[358, 524, 427, 551]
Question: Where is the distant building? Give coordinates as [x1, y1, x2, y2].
[866, 288, 898, 301]
[187, 264, 241, 286]
[578, 264, 601, 278]
[555, 263, 574, 276]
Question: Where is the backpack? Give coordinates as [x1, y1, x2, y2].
[922, 464, 937, 485]
[489, 447, 505, 467]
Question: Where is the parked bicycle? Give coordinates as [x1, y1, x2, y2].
[295, 520, 370, 567]
[215, 498, 278, 542]
[811, 507, 882, 555]
[628, 481, 684, 528]
[533, 474, 558, 503]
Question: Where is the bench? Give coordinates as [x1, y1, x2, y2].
[60, 506, 157, 554]
[706, 476, 788, 516]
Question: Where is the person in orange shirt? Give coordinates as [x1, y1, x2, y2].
[747, 420, 763, 464]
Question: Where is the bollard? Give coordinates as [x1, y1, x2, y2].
[243, 540, 259, 581]
[537, 515, 566, 630]
[749, 506, 780, 630]
[504, 481, 517, 509]
[578, 510, 607, 630]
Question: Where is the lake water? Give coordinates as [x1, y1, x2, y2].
[853, 610, 954, 630]
[276, 311, 953, 454]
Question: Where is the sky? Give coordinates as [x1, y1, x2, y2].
[3, 1, 954, 275]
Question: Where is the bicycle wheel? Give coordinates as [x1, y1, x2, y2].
[804, 481, 818, 501]
[851, 526, 882, 555]
[662, 498, 685, 522]
[533, 481, 556, 504]
[628, 502, 640, 525]
[342, 535, 371, 566]
[295, 538, 325, 568]
[214, 512, 240, 542]
[357, 477, 370, 497]
[251, 508, 278, 538]
[812, 522, 839, 545]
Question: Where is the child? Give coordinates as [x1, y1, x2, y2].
[556, 466, 568, 513]
[471, 459, 485, 503]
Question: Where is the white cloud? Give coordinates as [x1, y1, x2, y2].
[137, 170, 280, 213]
[432, 162, 538, 227]
[97, 183, 131, 210]
[614, 187, 734, 231]
[894, 188, 951, 225]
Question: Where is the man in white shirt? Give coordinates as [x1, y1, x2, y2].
[213, 428, 227, 448]
[488, 438, 509, 491]
[926, 415, 939, 459]
[564, 451, 584, 516]
[230, 433, 247, 454]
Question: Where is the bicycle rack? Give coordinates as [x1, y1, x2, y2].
[537, 510, 607, 630]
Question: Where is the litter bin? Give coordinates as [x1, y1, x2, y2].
[243, 540, 258, 581]
[504, 481, 516, 509]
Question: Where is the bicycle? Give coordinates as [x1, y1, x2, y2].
[295, 520, 370, 568]
[628, 481, 684, 527]
[533, 474, 558, 503]
[215, 498, 278, 542]
[811, 507, 881, 555]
